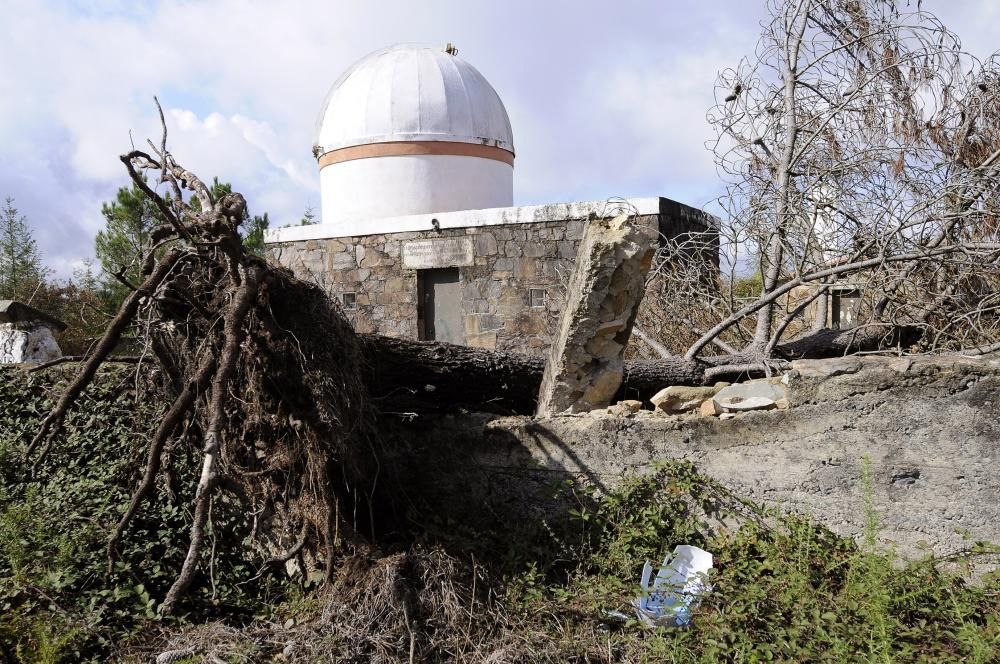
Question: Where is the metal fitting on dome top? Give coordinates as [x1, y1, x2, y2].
[445, 43, 458, 56]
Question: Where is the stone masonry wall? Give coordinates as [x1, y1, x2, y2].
[269, 215, 671, 354]
[266, 201, 716, 355]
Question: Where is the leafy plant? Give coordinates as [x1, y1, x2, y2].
[0, 366, 290, 662]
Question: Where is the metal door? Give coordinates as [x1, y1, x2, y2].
[419, 268, 463, 344]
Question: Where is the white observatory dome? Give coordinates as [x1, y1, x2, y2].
[314, 44, 515, 226]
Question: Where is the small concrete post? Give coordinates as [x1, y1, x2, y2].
[536, 214, 657, 416]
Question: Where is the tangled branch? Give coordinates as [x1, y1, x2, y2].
[27, 99, 374, 614]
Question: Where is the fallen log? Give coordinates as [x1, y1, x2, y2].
[361, 335, 704, 413]
[361, 323, 918, 414]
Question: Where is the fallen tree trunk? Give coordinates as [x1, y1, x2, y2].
[361, 323, 920, 413]
[773, 324, 922, 359]
[362, 335, 704, 413]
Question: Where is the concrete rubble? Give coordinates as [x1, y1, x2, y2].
[536, 214, 657, 416]
[649, 385, 722, 413]
[0, 300, 65, 365]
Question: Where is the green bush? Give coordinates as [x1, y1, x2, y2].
[504, 462, 1000, 662]
[0, 367, 286, 662]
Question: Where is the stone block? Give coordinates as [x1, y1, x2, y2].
[494, 258, 514, 273]
[328, 251, 355, 270]
[353, 317, 376, 333]
[360, 248, 393, 268]
[385, 276, 405, 293]
[504, 241, 523, 258]
[717, 395, 776, 411]
[466, 331, 498, 349]
[508, 314, 545, 335]
[462, 281, 483, 300]
[497, 290, 524, 317]
[650, 385, 722, 413]
[382, 239, 401, 257]
[699, 399, 723, 417]
[557, 241, 577, 260]
[536, 215, 657, 416]
[515, 258, 537, 278]
[523, 242, 549, 258]
[564, 220, 585, 241]
[484, 280, 504, 300]
[0, 323, 62, 365]
[474, 233, 499, 256]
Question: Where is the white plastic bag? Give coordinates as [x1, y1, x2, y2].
[632, 545, 713, 627]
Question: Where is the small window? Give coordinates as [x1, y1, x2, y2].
[529, 288, 547, 308]
[342, 292, 357, 310]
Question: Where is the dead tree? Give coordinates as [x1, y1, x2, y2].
[640, 0, 1000, 367]
[27, 100, 375, 614]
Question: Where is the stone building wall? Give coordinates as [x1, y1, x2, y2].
[268, 218, 592, 353]
[266, 199, 717, 355]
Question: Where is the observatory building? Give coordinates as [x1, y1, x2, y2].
[265, 44, 715, 353]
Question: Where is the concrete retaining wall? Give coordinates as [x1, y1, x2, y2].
[389, 354, 1000, 558]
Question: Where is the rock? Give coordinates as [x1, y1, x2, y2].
[699, 399, 723, 417]
[717, 395, 776, 411]
[775, 398, 790, 410]
[0, 322, 62, 365]
[650, 385, 721, 413]
[719, 412, 737, 420]
[536, 215, 657, 415]
[790, 356, 864, 378]
[607, 402, 639, 417]
[714, 381, 786, 405]
[620, 399, 643, 413]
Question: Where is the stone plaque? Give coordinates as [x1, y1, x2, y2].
[402, 237, 475, 269]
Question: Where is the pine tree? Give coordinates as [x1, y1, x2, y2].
[0, 196, 49, 301]
[243, 212, 269, 256]
[300, 204, 317, 226]
[95, 180, 164, 310]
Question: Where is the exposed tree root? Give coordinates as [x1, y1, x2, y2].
[27, 102, 375, 614]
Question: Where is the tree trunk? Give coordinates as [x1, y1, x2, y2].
[360, 323, 919, 414]
[362, 335, 705, 413]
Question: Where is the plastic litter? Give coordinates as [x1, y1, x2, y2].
[632, 545, 713, 627]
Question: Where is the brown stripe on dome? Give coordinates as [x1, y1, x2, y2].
[318, 141, 515, 167]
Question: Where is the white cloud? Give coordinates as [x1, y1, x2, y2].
[0, 0, 991, 277]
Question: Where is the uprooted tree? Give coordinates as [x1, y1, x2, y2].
[638, 0, 1000, 369]
[26, 101, 379, 614]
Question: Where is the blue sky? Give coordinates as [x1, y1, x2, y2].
[0, 0, 996, 277]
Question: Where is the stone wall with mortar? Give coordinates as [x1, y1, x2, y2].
[384, 354, 1000, 560]
[267, 204, 714, 355]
